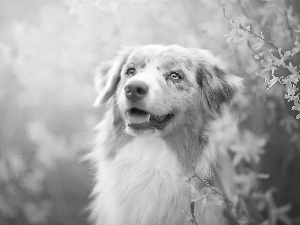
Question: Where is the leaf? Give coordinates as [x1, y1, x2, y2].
[287, 73, 300, 84]
[224, 27, 239, 43]
[285, 81, 296, 93]
[293, 29, 300, 33]
[291, 47, 300, 56]
[284, 88, 297, 102]
[223, 21, 251, 44]
[291, 100, 300, 110]
[257, 48, 274, 63]
[266, 76, 279, 90]
[285, 62, 298, 75]
[252, 40, 264, 51]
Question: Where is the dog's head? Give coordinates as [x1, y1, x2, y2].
[95, 45, 241, 136]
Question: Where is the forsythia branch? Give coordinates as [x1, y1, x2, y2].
[222, 6, 300, 120]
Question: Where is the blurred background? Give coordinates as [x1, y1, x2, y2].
[0, 0, 299, 224]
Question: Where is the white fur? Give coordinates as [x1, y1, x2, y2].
[91, 133, 191, 225]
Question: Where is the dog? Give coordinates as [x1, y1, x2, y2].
[90, 45, 242, 225]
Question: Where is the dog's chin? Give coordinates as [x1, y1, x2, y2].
[124, 107, 175, 136]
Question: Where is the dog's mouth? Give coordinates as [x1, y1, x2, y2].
[126, 107, 175, 130]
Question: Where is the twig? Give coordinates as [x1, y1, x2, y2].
[192, 172, 233, 209]
[193, 170, 239, 225]
[222, 7, 279, 50]
[222, 6, 299, 70]
[189, 202, 198, 225]
[192, 173, 223, 198]
[211, 167, 233, 209]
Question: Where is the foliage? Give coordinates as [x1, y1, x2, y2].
[222, 4, 300, 120]
[0, 0, 299, 225]
[209, 0, 300, 224]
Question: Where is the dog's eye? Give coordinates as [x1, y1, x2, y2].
[168, 72, 182, 81]
[126, 68, 136, 75]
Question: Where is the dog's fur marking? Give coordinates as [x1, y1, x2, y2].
[91, 45, 242, 225]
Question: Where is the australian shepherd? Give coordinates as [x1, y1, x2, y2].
[90, 45, 242, 225]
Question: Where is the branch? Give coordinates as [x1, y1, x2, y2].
[189, 202, 199, 225]
[192, 172, 233, 209]
[193, 170, 243, 225]
[222, 7, 279, 50]
[222, 6, 299, 73]
[211, 167, 233, 209]
[246, 40, 289, 80]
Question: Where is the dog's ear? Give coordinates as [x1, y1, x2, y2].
[94, 47, 135, 106]
[196, 55, 242, 113]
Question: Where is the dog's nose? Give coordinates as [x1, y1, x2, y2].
[124, 81, 149, 102]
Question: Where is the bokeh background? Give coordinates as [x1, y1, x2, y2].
[0, 0, 300, 224]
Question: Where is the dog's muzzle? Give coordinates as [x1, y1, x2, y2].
[124, 81, 149, 102]
[123, 80, 175, 131]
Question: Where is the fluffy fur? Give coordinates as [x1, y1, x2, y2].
[90, 45, 242, 225]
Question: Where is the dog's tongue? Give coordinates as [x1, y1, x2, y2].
[126, 108, 171, 130]
[127, 112, 150, 125]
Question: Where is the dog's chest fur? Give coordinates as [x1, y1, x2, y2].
[93, 136, 191, 225]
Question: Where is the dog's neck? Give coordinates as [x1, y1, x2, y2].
[106, 104, 210, 175]
[101, 136, 190, 225]
[162, 123, 207, 174]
